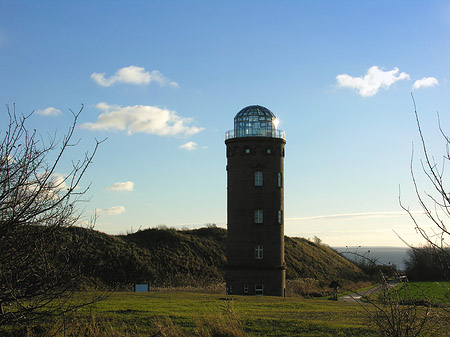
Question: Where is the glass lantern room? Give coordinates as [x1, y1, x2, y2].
[225, 105, 285, 140]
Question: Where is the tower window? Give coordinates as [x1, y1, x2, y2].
[266, 148, 271, 154]
[277, 172, 282, 188]
[255, 284, 264, 295]
[255, 245, 263, 259]
[245, 147, 251, 154]
[254, 210, 263, 223]
[278, 210, 283, 224]
[254, 171, 263, 186]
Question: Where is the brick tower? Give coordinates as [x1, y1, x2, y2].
[225, 105, 286, 296]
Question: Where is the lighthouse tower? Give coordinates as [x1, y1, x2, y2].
[225, 105, 286, 296]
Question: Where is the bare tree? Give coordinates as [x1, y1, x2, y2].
[0, 105, 103, 332]
[347, 95, 450, 336]
[337, 95, 450, 335]
[400, 94, 450, 279]
[340, 249, 437, 337]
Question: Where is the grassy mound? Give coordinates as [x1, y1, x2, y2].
[57, 225, 364, 289]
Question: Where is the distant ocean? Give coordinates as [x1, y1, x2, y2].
[334, 247, 409, 270]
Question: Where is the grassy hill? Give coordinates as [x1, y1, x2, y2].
[60, 225, 364, 289]
[285, 236, 363, 280]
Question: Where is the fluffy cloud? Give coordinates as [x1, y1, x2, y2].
[35, 107, 61, 116]
[413, 77, 439, 90]
[50, 172, 69, 190]
[91, 66, 178, 87]
[1, 155, 14, 164]
[179, 141, 198, 151]
[96, 206, 125, 215]
[286, 211, 419, 222]
[336, 66, 410, 97]
[81, 102, 203, 136]
[29, 172, 79, 200]
[107, 181, 134, 191]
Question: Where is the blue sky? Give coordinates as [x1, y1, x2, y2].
[1, 0, 450, 246]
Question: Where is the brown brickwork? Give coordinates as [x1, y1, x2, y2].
[225, 136, 286, 296]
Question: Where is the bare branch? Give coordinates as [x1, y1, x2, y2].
[0, 105, 105, 329]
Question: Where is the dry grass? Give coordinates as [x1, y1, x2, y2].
[153, 298, 247, 337]
[286, 278, 329, 297]
[286, 278, 374, 299]
[7, 304, 247, 337]
[51, 314, 140, 337]
[149, 282, 226, 295]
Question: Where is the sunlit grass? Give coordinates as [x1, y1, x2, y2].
[73, 291, 375, 336]
[11, 288, 450, 336]
[394, 281, 450, 305]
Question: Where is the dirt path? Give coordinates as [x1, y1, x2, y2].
[339, 285, 383, 302]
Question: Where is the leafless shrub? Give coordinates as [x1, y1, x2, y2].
[0, 105, 105, 331]
[341, 249, 443, 337]
[400, 94, 450, 279]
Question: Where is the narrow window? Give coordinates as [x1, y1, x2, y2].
[266, 148, 271, 154]
[245, 147, 251, 154]
[277, 172, 282, 188]
[254, 210, 263, 224]
[255, 245, 263, 259]
[278, 210, 283, 224]
[255, 284, 264, 295]
[254, 171, 263, 186]
[243, 285, 249, 294]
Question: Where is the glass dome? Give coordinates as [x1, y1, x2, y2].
[225, 105, 285, 139]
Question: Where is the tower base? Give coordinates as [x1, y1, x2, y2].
[226, 267, 286, 296]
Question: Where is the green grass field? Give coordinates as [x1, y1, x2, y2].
[69, 282, 450, 337]
[394, 282, 450, 304]
[8, 282, 450, 336]
[73, 291, 376, 336]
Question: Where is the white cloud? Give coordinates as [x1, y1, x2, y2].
[147, 70, 179, 88]
[336, 66, 410, 97]
[1, 154, 15, 164]
[28, 172, 77, 200]
[286, 211, 423, 222]
[107, 181, 134, 191]
[81, 102, 203, 136]
[96, 206, 126, 215]
[412, 77, 439, 90]
[50, 172, 69, 190]
[91, 65, 178, 87]
[179, 141, 198, 151]
[35, 107, 61, 116]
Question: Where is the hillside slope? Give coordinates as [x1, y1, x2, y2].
[61, 226, 364, 288]
[285, 237, 363, 280]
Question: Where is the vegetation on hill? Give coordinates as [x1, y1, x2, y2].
[404, 245, 450, 281]
[285, 237, 364, 280]
[120, 226, 227, 286]
[56, 225, 365, 289]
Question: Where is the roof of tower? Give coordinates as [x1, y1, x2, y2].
[234, 105, 276, 119]
[225, 104, 285, 140]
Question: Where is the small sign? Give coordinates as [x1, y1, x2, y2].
[135, 284, 149, 292]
